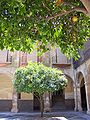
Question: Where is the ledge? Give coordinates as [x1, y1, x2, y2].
[20, 62, 28, 67]
[0, 62, 11, 67]
[52, 63, 71, 68]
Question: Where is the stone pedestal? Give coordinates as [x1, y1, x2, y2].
[11, 88, 18, 112]
[44, 92, 51, 112]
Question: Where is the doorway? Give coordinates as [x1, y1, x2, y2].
[80, 79, 87, 111]
[33, 93, 40, 111]
[52, 89, 65, 111]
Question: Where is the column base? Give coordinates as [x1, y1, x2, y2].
[78, 106, 82, 111]
[74, 106, 82, 111]
[11, 107, 18, 113]
[87, 110, 90, 115]
[74, 107, 79, 111]
[44, 108, 51, 112]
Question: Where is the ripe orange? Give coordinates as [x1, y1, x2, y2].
[72, 16, 78, 22]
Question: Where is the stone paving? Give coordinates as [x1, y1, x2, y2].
[0, 111, 90, 120]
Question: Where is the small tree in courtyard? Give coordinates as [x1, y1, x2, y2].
[14, 62, 67, 117]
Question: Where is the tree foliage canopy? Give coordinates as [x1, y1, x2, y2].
[0, 0, 90, 59]
[14, 61, 67, 117]
[14, 61, 67, 95]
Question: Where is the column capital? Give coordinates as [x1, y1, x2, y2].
[85, 82, 90, 86]
[73, 83, 80, 88]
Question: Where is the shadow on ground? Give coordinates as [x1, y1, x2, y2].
[0, 112, 89, 120]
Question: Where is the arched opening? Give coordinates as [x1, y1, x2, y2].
[80, 78, 87, 111]
[0, 73, 13, 111]
[64, 76, 75, 110]
[52, 75, 75, 111]
[52, 89, 65, 111]
[77, 72, 87, 111]
[18, 92, 33, 112]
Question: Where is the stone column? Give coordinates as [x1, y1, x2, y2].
[14, 51, 20, 67]
[77, 85, 82, 111]
[74, 85, 78, 111]
[11, 88, 18, 112]
[44, 92, 51, 112]
[11, 51, 20, 112]
[74, 84, 82, 111]
[85, 82, 90, 114]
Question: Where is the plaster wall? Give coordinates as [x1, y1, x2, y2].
[21, 93, 33, 100]
[0, 73, 13, 99]
[56, 48, 69, 64]
[65, 80, 74, 99]
[0, 50, 7, 63]
[27, 51, 37, 62]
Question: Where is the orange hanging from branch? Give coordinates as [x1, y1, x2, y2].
[56, 0, 63, 6]
[72, 16, 78, 22]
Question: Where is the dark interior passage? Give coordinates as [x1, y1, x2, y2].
[33, 93, 40, 111]
[80, 79, 87, 111]
[52, 89, 65, 111]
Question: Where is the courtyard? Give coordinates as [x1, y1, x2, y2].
[0, 0, 90, 119]
[0, 112, 90, 120]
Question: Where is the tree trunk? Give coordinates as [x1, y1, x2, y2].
[40, 95, 44, 117]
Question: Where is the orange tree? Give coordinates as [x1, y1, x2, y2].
[0, 0, 90, 59]
[14, 62, 67, 117]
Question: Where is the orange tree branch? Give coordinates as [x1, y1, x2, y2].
[46, 7, 88, 21]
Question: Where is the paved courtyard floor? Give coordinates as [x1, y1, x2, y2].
[0, 111, 90, 120]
